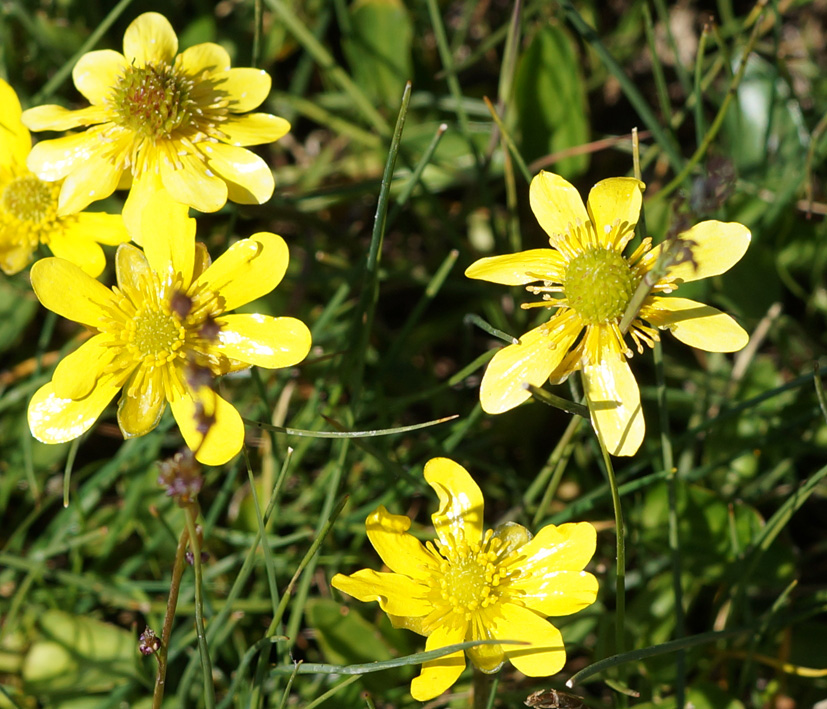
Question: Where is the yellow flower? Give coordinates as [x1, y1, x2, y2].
[0, 79, 128, 276]
[331, 457, 598, 701]
[27, 198, 311, 465]
[21, 12, 290, 240]
[465, 171, 751, 456]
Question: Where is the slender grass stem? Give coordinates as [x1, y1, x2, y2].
[183, 508, 214, 708]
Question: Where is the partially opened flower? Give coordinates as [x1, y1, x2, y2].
[465, 171, 751, 456]
[331, 457, 598, 701]
[0, 79, 128, 276]
[21, 12, 290, 240]
[27, 198, 311, 465]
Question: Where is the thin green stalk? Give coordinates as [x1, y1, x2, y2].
[464, 313, 518, 344]
[62, 438, 81, 508]
[245, 455, 280, 619]
[526, 385, 590, 419]
[252, 0, 262, 67]
[653, 340, 685, 708]
[473, 667, 493, 709]
[483, 96, 532, 184]
[693, 23, 710, 149]
[183, 508, 214, 708]
[524, 415, 583, 511]
[642, 3, 674, 126]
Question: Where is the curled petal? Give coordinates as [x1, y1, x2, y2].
[170, 386, 244, 466]
[480, 321, 579, 415]
[466, 622, 505, 674]
[195, 232, 289, 312]
[220, 114, 290, 147]
[410, 624, 467, 702]
[124, 12, 178, 66]
[28, 375, 122, 444]
[30, 258, 117, 329]
[118, 367, 166, 437]
[495, 604, 566, 677]
[424, 458, 484, 548]
[176, 42, 231, 76]
[73, 50, 128, 104]
[583, 356, 644, 457]
[214, 314, 310, 369]
[331, 569, 431, 617]
[214, 68, 272, 112]
[643, 297, 748, 353]
[656, 221, 751, 284]
[465, 249, 564, 285]
[201, 143, 274, 205]
[364, 506, 437, 580]
[586, 177, 643, 248]
[529, 171, 589, 250]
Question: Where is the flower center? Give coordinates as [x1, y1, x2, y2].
[2, 175, 58, 224]
[127, 304, 186, 365]
[110, 63, 195, 139]
[564, 247, 638, 324]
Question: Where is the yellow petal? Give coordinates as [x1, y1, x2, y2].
[123, 12, 178, 66]
[363, 506, 437, 581]
[424, 457, 484, 548]
[213, 68, 272, 112]
[72, 50, 128, 104]
[28, 375, 121, 444]
[466, 624, 504, 673]
[331, 569, 431, 617]
[480, 321, 579, 415]
[465, 249, 565, 285]
[0, 78, 30, 168]
[585, 177, 643, 248]
[122, 170, 181, 244]
[410, 624, 467, 702]
[583, 356, 644, 457]
[25, 130, 102, 181]
[643, 296, 748, 352]
[200, 143, 274, 205]
[57, 151, 123, 214]
[68, 211, 130, 246]
[115, 243, 153, 304]
[170, 386, 244, 466]
[495, 604, 566, 677]
[52, 334, 116, 400]
[175, 42, 230, 75]
[160, 154, 228, 213]
[47, 231, 106, 278]
[117, 367, 166, 437]
[195, 232, 288, 312]
[141, 191, 196, 286]
[213, 314, 310, 369]
[220, 114, 290, 147]
[0, 238, 34, 275]
[30, 258, 117, 329]
[21, 105, 109, 132]
[529, 171, 588, 249]
[657, 221, 751, 284]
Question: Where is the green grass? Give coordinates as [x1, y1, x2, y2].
[2, 0, 827, 707]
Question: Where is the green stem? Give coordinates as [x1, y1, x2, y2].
[472, 667, 494, 709]
[184, 507, 214, 708]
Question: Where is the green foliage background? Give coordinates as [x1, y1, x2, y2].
[1, 0, 827, 707]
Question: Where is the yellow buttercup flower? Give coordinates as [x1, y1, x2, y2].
[466, 171, 751, 456]
[21, 12, 290, 240]
[27, 198, 311, 465]
[0, 79, 128, 276]
[331, 457, 598, 701]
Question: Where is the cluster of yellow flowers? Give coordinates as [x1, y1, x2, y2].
[1, 11, 751, 702]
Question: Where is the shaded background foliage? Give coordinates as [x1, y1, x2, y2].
[1, 0, 827, 707]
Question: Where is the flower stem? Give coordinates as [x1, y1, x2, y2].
[472, 667, 494, 709]
[152, 525, 190, 709]
[184, 507, 215, 708]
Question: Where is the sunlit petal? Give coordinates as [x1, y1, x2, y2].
[586, 177, 643, 248]
[529, 171, 589, 249]
[654, 221, 751, 284]
[643, 297, 748, 352]
[583, 356, 644, 457]
[123, 12, 178, 66]
[161, 154, 228, 213]
[25, 131, 102, 181]
[73, 50, 128, 104]
[0, 78, 31, 167]
[200, 142, 274, 205]
[21, 105, 109, 132]
[465, 249, 565, 285]
[170, 386, 244, 466]
[332, 569, 431, 617]
[52, 334, 116, 400]
[30, 258, 117, 329]
[47, 231, 106, 278]
[410, 625, 467, 702]
[115, 243, 153, 303]
[364, 506, 438, 580]
[67, 211, 130, 246]
[214, 68, 272, 112]
[213, 314, 310, 369]
[424, 457, 484, 548]
[495, 604, 566, 677]
[141, 192, 196, 286]
[220, 113, 291, 147]
[175, 42, 231, 75]
[118, 367, 166, 437]
[57, 152, 123, 215]
[122, 170, 185, 245]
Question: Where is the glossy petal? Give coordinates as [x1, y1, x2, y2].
[176, 42, 231, 75]
[215, 68, 272, 112]
[643, 297, 748, 352]
[169, 386, 244, 466]
[21, 105, 109, 132]
[30, 258, 117, 329]
[141, 192, 196, 286]
[363, 506, 437, 581]
[465, 249, 564, 285]
[495, 604, 566, 677]
[116, 243, 153, 304]
[656, 221, 751, 284]
[57, 150, 123, 214]
[47, 230, 107, 277]
[0, 78, 30, 167]
[195, 232, 288, 312]
[26, 131, 101, 181]
[466, 620, 505, 673]
[68, 211, 130, 246]
[410, 624, 467, 702]
[73, 50, 128, 104]
[161, 154, 228, 213]
[214, 314, 310, 369]
[480, 321, 578, 415]
[331, 569, 431, 617]
[51, 334, 116, 400]
[220, 113, 291, 146]
[201, 142, 274, 205]
[122, 169, 185, 244]
[28, 375, 121, 444]
[118, 367, 166, 437]
[424, 457, 484, 548]
[123, 12, 178, 66]
[586, 177, 643, 247]
[583, 356, 644, 457]
[529, 171, 589, 249]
